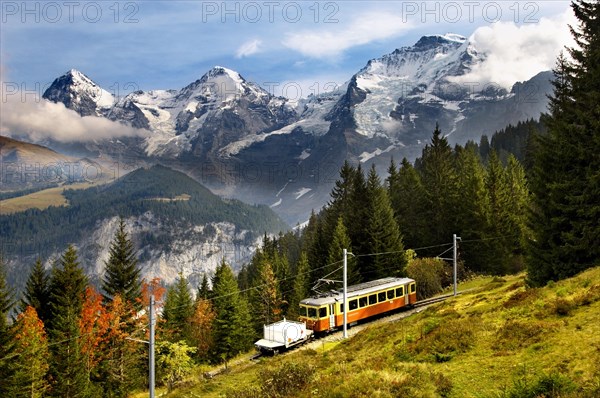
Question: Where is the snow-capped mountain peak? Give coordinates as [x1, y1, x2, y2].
[205, 65, 245, 84]
[43, 69, 115, 116]
[350, 34, 486, 138]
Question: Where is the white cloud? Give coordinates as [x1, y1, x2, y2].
[235, 39, 262, 58]
[450, 10, 577, 89]
[0, 83, 149, 143]
[282, 12, 412, 58]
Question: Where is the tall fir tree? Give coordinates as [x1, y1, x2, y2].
[324, 160, 357, 238]
[326, 217, 360, 285]
[0, 255, 16, 397]
[454, 146, 490, 272]
[162, 273, 195, 344]
[346, 165, 370, 267]
[287, 252, 310, 320]
[20, 258, 51, 324]
[504, 155, 530, 262]
[102, 218, 142, 307]
[387, 158, 428, 250]
[47, 245, 89, 398]
[419, 124, 459, 249]
[211, 260, 252, 362]
[198, 273, 211, 300]
[484, 151, 513, 274]
[528, 0, 600, 285]
[304, 211, 328, 283]
[361, 165, 406, 280]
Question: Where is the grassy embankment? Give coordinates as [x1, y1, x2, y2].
[137, 267, 600, 398]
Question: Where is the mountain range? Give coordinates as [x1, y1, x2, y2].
[11, 34, 553, 224]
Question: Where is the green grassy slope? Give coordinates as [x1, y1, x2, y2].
[167, 267, 600, 398]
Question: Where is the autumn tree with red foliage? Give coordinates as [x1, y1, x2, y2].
[189, 298, 216, 361]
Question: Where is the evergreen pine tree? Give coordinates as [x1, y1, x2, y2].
[528, 0, 600, 284]
[454, 146, 489, 272]
[504, 155, 530, 266]
[484, 151, 513, 274]
[47, 245, 89, 398]
[287, 252, 310, 320]
[20, 258, 50, 324]
[419, 124, 459, 249]
[362, 165, 406, 279]
[387, 158, 428, 250]
[102, 218, 142, 307]
[198, 273, 211, 300]
[324, 160, 356, 238]
[304, 211, 328, 283]
[326, 217, 360, 284]
[346, 165, 370, 269]
[0, 255, 16, 397]
[162, 273, 194, 343]
[211, 260, 252, 362]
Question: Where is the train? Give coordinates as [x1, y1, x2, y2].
[255, 277, 417, 352]
[298, 277, 417, 333]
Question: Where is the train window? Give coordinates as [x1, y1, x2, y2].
[387, 290, 395, 300]
[359, 296, 368, 308]
[307, 307, 317, 318]
[410, 283, 416, 293]
[349, 299, 358, 311]
[340, 303, 344, 313]
[396, 287, 404, 297]
[319, 307, 327, 318]
[299, 306, 307, 317]
[369, 294, 377, 305]
[378, 292, 386, 302]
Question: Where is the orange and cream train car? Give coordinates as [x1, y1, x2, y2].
[298, 277, 417, 333]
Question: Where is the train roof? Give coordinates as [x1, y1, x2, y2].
[300, 277, 415, 306]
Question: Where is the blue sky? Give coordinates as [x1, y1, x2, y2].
[1, 1, 573, 98]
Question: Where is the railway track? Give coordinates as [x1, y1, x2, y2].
[250, 292, 458, 361]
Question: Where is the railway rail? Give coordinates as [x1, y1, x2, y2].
[250, 291, 458, 361]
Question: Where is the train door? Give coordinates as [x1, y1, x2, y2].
[404, 285, 409, 305]
[329, 304, 335, 329]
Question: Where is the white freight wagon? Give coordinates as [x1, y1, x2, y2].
[254, 318, 313, 354]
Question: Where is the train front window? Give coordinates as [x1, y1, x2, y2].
[319, 307, 327, 318]
[307, 307, 317, 318]
[299, 306, 308, 317]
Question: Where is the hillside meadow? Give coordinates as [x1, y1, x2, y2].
[146, 267, 600, 398]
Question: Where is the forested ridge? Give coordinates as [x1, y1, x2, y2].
[0, 165, 288, 285]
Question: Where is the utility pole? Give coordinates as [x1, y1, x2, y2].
[149, 295, 155, 398]
[453, 234, 461, 296]
[343, 248, 348, 339]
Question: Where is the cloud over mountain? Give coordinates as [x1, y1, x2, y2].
[450, 10, 576, 89]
